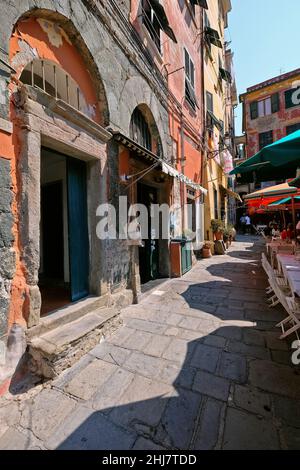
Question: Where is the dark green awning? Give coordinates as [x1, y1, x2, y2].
[231, 129, 300, 183]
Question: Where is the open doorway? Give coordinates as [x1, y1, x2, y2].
[39, 148, 90, 315]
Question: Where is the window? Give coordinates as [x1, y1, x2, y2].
[250, 93, 280, 120]
[259, 131, 273, 150]
[130, 108, 152, 151]
[184, 48, 198, 109]
[258, 98, 272, 117]
[206, 91, 213, 113]
[142, 0, 161, 51]
[19, 59, 89, 116]
[287, 123, 300, 135]
[141, 0, 177, 51]
[285, 87, 300, 109]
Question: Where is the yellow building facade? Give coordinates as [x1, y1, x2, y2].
[202, 0, 236, 239]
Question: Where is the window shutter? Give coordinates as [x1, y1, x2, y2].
[271, 93, 280, 113]
[190, 61, 195, 88]
[185, 49, 190, 80]
[250, 101, 258, 120]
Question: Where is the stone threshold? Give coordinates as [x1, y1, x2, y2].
[27, 290, 134, 380]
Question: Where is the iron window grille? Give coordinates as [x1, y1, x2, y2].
[19, 59, 90, 117]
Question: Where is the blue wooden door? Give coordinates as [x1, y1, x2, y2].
[67, 157, 89, 302]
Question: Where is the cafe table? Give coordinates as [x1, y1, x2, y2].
[276, 254, 300, 298]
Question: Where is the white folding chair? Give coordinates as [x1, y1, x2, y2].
[276, 297, 300, 340]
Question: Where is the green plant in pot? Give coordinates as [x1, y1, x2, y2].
[211, 219, 224, 241]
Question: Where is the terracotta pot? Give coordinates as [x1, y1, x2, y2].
[202, 247, 212, 258]
[214, 231, 223, 241]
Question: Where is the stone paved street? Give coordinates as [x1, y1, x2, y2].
[0, 237, 300, 450]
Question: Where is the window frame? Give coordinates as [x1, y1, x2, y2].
[259, 130, 273, 150]
[184, 47, 197, 110]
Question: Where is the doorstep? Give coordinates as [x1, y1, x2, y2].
[27, 290, 134, 379]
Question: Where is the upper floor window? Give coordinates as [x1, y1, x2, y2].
[19, 59, 90, 116]
[130, 108, 152, 151]
[142, 0, 161, 51]
[259, 130, 273, 150]
[206, 91, 214, 113]
[141, 0, 177, 52]
[184, 48, 198, 110]
[285, 87, 300, 109]
[287, 123, 300, 135]
[250, 93, 280, 120]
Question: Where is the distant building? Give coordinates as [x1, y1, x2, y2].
[237, 68, 300, 197]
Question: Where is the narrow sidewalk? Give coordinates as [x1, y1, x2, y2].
[0, 236, 300, 450]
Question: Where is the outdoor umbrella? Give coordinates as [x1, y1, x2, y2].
[230, 130, 300, 183]
[268, 196, 300, 206]
[244, 182, 298, 201]
[245, 182, 299, 226]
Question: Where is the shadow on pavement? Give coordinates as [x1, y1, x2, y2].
[43, 241, 300, 450]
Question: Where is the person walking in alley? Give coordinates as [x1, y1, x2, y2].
[245, 214, 252, 234]
[240, 214, 246, 234]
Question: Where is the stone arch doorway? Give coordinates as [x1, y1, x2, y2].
[9, 13, 111, 324]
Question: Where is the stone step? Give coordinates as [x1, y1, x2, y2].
[28, 307, 121, 379]
[27, 295, 110, 340]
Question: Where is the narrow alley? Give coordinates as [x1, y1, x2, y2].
[0, 237, 299, 450]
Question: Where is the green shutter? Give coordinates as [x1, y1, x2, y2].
[250, 101, 258, 120]
[271, 93, 280, 113]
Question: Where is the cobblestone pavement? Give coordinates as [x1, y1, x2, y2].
[1, 236, 300, 450]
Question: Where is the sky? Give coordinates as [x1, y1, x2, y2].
[228, 0, 300, 135]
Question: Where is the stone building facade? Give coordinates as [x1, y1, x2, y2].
[0, 0, 236, 392]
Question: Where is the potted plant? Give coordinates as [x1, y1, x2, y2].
[211, 219, 224, 241]
[227, 224, 236, 245]
[223, 227, 231, 249]
[202, 241, 214, 258]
